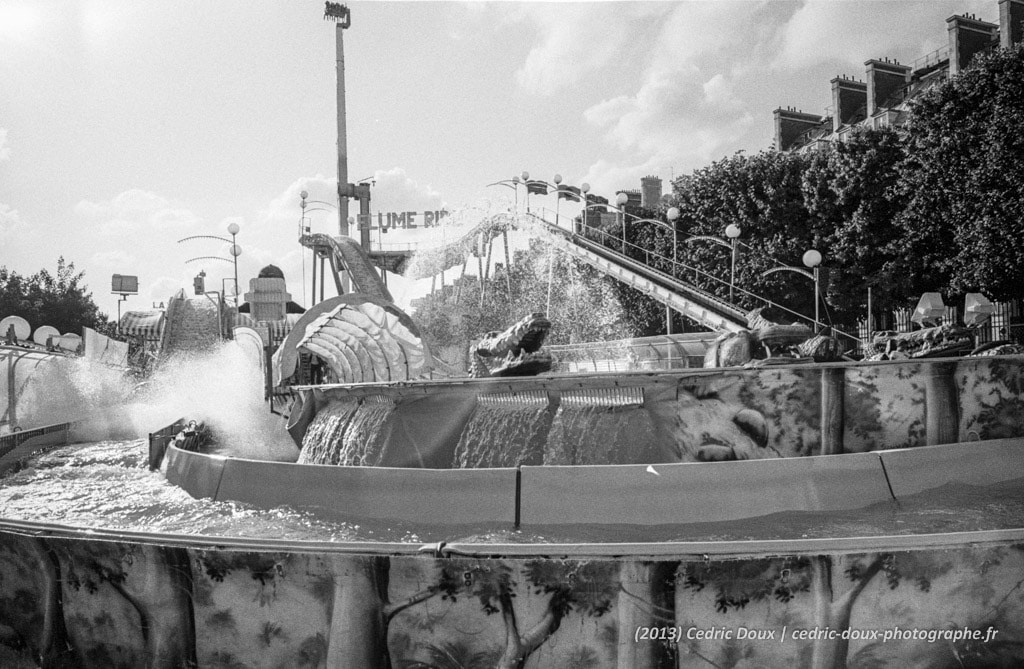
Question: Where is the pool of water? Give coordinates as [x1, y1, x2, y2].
[3, 439, 1023, 546]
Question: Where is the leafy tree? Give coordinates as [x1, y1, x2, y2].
[666, 150, 820, 323]
[0, 257, 110, 336]
[802, 128, 911, 325]
[897, 42, 1024, 302]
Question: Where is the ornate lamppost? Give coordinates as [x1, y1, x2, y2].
[178, 222, 243, 308]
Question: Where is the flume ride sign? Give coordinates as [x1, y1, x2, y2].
[357, 210, 450, 232]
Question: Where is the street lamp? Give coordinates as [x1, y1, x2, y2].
[667, 207, 680, 276]
[178, 223, 243, 308]
[803, 249, 822, 327]
[726, 224, 741, 303]
[684, 223, 742, 302]
[485, 176, 523, 213]
[616, 192, 629, 253]
[759, 248, 822, 330]
[227, 222, 241, 308]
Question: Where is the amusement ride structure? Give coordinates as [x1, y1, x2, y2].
[3, 3, 1024, 668]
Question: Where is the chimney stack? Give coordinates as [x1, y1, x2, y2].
[640, 176, 663, 209]
[773, 108, 824, 151]
[865, 59, 911, 116]
[947, 13, 998, 76]
[1000, 0, 1024, 48]
[830, 77, 868, 132]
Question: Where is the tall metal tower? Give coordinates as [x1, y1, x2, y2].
[324, 2, 351, 238]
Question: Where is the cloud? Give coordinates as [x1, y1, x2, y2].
[581, 2, 764, 175]
[90, 250, 136, 268]
[264, 170, 446, 229]
[512, 4, 663, 96]
[0, 128, 10, 161]
[75, 188, 202, 234]
[263, 174, 336, 224]
[771, 0, 994, 71]
[0, 202, 29, 242]
[369, 168, 446, 213]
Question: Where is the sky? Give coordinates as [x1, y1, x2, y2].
[0, 0, 996, 324]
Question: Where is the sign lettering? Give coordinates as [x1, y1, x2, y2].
[358, 210, 450, 231]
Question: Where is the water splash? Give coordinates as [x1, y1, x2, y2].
[14, 342, 297, 461]
[136, 343, 298, 461]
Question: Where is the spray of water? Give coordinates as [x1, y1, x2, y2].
[14, 342, 298, 461]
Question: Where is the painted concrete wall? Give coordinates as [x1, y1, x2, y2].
[2, 532, 1023, 668]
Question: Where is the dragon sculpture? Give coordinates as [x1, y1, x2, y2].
[704, 307, 843, 368]
[469, 312, 553, 378]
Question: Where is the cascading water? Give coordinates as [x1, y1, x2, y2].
[544, 388, 663, 464]
[297, 399, 360, 465]
[451, 391, 552, 467]
[299, 396, 396, 466]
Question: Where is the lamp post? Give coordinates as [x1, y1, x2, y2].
[485, 176, 522, 214]
[760, 248, 823, 330]
[522, 171, 531, 212]
[227, 222, 241, 308]
[616, 192, 629, 253]
[803, 249, 822, 328]
[684, 223, 742, 302]
[666, 207, 680, 276]
[726, 224, 741, 303]
[178, 224, 243, 308]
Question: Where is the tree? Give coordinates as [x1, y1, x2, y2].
[0, 257, 110, 336]
[801, 128, 910, 326]
[897, 43, 1024, 302]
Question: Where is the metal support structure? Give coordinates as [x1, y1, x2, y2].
[326, 2, 352, 237]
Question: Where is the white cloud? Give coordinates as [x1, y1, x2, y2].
[369, 167, 446, 213]
[772, 0, 994, 71]
[75, 188, 202, 234]
[0, 202, 29, 242]
[263, 174, 336, 224]
[512, 4, 662, 96]
[0, 128, 10, 161]
[90, 249, 136, 268]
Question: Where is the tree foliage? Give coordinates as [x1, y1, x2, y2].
[0, 257, 110, 335]
[898, 42, 1024, 301]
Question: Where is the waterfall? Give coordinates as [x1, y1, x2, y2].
[451, 391, 552, 468]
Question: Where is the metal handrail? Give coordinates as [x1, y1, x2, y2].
[524, 210, 861, 344]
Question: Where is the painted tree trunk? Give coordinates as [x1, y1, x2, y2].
[325, 555, 387, 668]
[820, 367, 845, 455]
[616, 561, 674, 669]
[809, 554, 882, 669]
[924, 361, 959, 445]
[110, 545, 196, 669]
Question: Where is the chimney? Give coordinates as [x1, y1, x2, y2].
[773, 108, 824, 151]
[831, 76, 868, 132]
[1000, 0, 1024, 48]
[640, 175, 662, 209]
[947, 14, 998, 76]
[865, 59, 911, 115]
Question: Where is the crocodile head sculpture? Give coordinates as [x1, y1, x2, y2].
[470, 312, 553, 378]
[866, 324, 976, 360]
